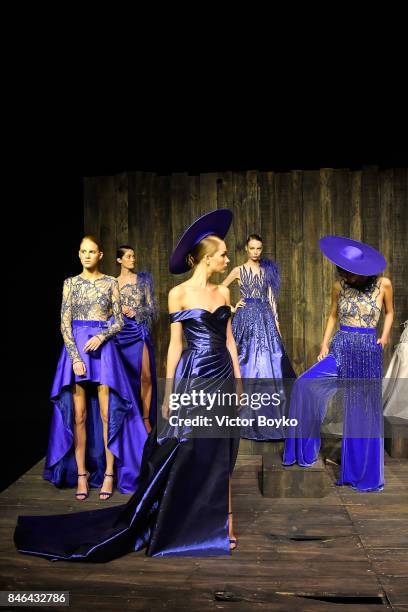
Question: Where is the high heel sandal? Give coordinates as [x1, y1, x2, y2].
[75, 472, 90, 501]
[228, 511, 238, 551]
[99, 473, 115, 500]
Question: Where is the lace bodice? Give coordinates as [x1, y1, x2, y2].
[338, 278, 382, 328]
[119, 272, 157, 328]
[61, 275, 124, 363]
[239, 266, 268, 299]
[239, 265, 278, 321]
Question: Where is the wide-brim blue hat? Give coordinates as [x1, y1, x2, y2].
[169, 209, 233, 274]
[319, 236, 386, 276]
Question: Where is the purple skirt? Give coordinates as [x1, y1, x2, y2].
[114, 316, 157, 425]
[43, 321, 148, 493]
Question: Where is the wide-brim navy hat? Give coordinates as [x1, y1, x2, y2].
[169, 209, 233, 274]
[319, 236, 386, 276]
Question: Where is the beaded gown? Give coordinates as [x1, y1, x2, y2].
[283, 277, 384, 492]
[232, 262, 296, 440]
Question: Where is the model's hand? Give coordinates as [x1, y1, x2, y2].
[317, 344, 329, 361]
[235, 378, 244, 410]
[377, 337, 388, 347]
[235, 299, 246, 311]
[84, 335, 103, 352]
[143, 418, 152, 434]
[73, 360, 86, 376]
[123, 306, 135, 318]
[161, 396, 170, 420]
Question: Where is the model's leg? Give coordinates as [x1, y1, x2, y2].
[228, 479, 237, 550]
[141, 343, 152, 433]
[72, 382, 88, 499]
[283, 355, 339, 466]
[98, 384, 115, 499]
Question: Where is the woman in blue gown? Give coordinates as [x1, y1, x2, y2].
[14, 209, 241, 561]
[223, 234, 295, 440]
[43, 236, 147, 501]
[115, 245, 158, 432]
[283, 236, 394, 492]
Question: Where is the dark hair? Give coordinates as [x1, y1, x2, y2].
[80, 235, 103, 251]
[246, 234, 263, 244]
[336, 266, 377, 287]
[117, 245, 134, 259]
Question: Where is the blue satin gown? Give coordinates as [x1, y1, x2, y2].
[14, 305, 239, 561]
[232, 262, 296, 440]
[115, 272, 158, 425]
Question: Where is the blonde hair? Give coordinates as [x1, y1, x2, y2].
[80, 235, 103, 252]
[186, 235, 222, 269]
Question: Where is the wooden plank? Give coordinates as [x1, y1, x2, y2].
[245, 170, 260, 236]
[302, 170, 323, 368]
[392, 168, 408, 327]
[361, 166, 380, 249]
[333, 168, 351, 238]
[4, 452, 404, 608]
[350, 170, 363, 241]
[83, 176, 98, 236]
[288, 170, 305, 375]
[98, 175, 117, 276]
[232, 172, 247, 271]
[114, 172, 129, 248]
[320, 169, 334, 337]
[170, 172, 190, 285]
[217, 171, 237, 296]
[275, 173, 292, 351]
[154, 175, 172, 377]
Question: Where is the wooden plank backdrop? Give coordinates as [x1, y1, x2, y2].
[84, 167, 408, 376]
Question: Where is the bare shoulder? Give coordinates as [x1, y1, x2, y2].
[379, 276, 392, 289]
[169, 284, 185, 300]
[217, 284, 230, 300]
[169, 284, 186, 309]
[333, 280, 342, 292]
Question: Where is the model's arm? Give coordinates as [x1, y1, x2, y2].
[60, 278, 82, 366]
[142, 272, 158, 328]
[222, 266, 239, 288]
[268, 286, 281, 336]
[222, 266, 245, 313]
[162, 287, 184, 419]
[318, 281, 341, 361]
[101, 279, 124, 340]
[378, 277, 394, 347]
[218, 285, 241, 378]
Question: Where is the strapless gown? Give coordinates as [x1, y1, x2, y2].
[14, 306, 239, 561]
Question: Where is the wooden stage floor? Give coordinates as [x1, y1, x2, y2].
[0, 452, 407, 611]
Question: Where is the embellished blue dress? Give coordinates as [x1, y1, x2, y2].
[283, 277, 384, 492]
[115, 272, 157, 425]
[15, 305, 239, 561]
[232, 262, 296, 440]
[43, 275, 147, 494]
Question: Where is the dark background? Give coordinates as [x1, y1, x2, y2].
[4, 120, 407, 492]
